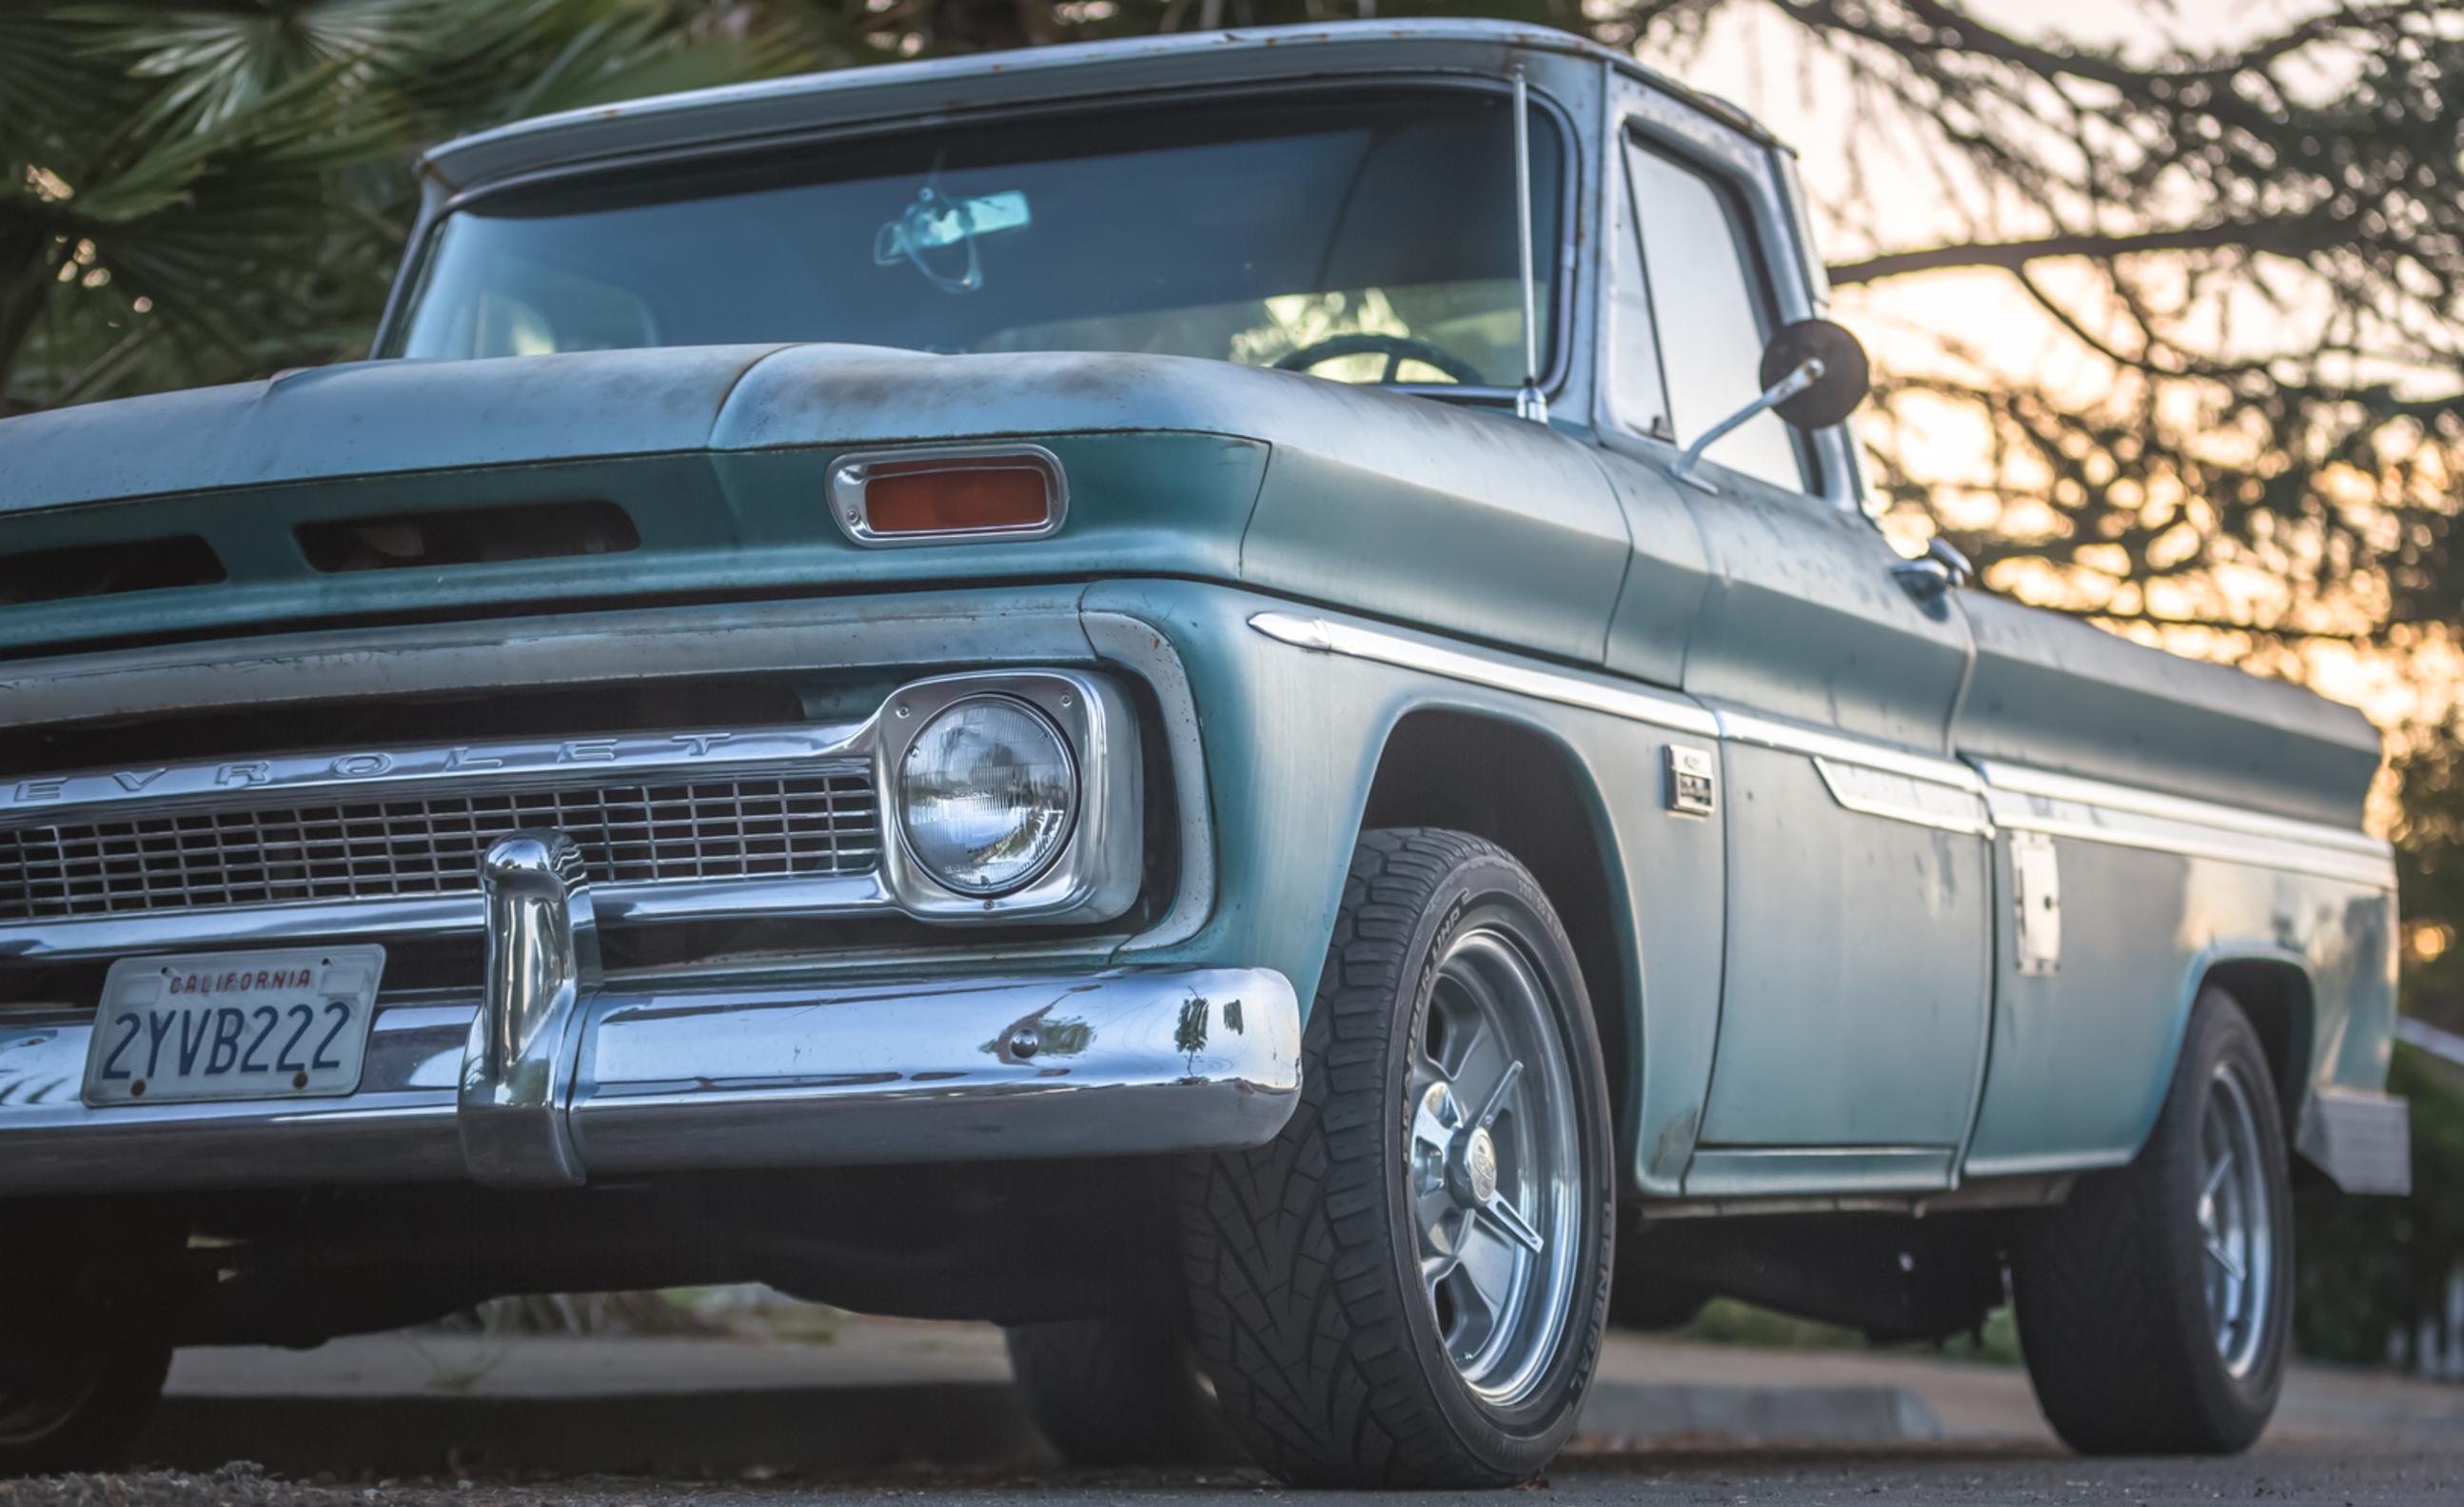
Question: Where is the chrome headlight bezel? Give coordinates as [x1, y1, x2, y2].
[894, 694, 1077, 898]
[873, 669, 1142, 923]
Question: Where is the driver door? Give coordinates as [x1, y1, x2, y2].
[1603, 116, 1992, 1196]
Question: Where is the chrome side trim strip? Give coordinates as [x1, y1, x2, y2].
[1812, 758, 1993, 836]
[1256, 607, 2384, 887]
[1976, 763, 2393, 890]
[1248, 611, 1720, 738]
[1715, 708, 1981, 792]
[1970, 760, 2392, 861]
[1983, 797, 2394, 889]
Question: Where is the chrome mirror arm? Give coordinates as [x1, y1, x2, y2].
[1669, 357, 1823, 491]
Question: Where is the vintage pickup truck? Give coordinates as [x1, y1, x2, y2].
[0, 18, 2413, 1485]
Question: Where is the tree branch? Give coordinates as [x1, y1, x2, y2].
[1827, 218, 2324, 285]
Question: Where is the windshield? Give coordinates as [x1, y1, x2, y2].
[391, 89, 1562, 390]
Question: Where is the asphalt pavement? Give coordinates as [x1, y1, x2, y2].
[32, 1318, 2458, 1505]
[10, 1445, 2464, 1507]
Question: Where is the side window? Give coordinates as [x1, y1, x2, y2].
[1605, 149, 1673, 443]
[1622, 137, 1810, 493]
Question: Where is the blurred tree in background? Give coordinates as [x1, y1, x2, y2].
[0, 1, 808, 410]
[4, 0, 2459, 1028]
[6, 0, 2461, 1368]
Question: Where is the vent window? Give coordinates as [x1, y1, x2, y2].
[0, 536, 226, 605]
[295, 499, 638, 573]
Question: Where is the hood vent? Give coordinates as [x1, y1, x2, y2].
[296, 499, 638, 573]
[0, 536, 225, 606]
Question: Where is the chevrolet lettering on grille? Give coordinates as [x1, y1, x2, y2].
[2, 731, 764, 813]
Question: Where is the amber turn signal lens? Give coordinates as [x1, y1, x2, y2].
[828, 446, 1067, 546]
[863, 462, 1052, 535]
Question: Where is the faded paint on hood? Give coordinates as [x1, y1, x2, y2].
[0, 345, 1631, 665]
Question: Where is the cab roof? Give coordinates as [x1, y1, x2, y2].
[419, 18, 1777, 196]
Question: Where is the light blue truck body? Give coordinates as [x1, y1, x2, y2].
[0, 21, 2405, 1205]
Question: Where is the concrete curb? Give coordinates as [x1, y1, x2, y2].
[141, 1381, 1047, 1478]
[1576, 1380, 1944, 1448]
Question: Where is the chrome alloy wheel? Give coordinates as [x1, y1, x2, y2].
[1406, 927, 1583, 1404]
[2198, 1059, 2277, 1378]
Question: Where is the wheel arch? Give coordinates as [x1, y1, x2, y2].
[1355, 704, 1643, 1178]
[2201, 955, 2316, 1127]
[2141, 943, 2316, 1159]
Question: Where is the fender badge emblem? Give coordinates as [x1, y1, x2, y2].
[1666, 745, 1717, 818]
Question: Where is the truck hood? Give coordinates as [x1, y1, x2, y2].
[0, 344, 1626, 664]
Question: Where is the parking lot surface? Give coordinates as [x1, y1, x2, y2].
[8, 1321, 2454, 1506]
[9, 1444, 2464, 1507]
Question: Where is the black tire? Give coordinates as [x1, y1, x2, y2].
[1003, 1318, 1220, 1466]
[2014, 987, 2293, 1454]
[1176, 828, 1615, 1487]
[0, 1213, 181, 1476]
[0, 1323, 171, 1477]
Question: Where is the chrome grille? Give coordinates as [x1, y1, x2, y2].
[0, 774, 877, 921]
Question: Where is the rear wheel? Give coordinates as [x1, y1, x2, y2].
[2014, 987, 2293, 1454]
[1177, 829, 1614, 1486]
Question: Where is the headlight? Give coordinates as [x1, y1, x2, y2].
[896, 696, 1076, 895]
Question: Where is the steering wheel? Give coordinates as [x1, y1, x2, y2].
[1272, 333, 1487, 387]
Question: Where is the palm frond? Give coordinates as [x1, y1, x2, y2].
[66, 0, 430, 135]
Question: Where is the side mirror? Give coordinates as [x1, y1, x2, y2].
[1670, 318, 1871, 490]
[1759, 319, 1870, 430]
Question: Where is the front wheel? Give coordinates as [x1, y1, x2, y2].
[1003, 1318, 1219, 1466]
[0, 1252, 173, 1477]
[1176, 829, 1614, 1486]
[2014, 987, 2294, 1454]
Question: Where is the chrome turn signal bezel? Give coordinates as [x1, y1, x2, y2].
[827, 443, 1068, 547]
[872, 669, 1141, 923]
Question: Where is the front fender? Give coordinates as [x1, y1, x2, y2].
[1088, 580, 1726, 1197]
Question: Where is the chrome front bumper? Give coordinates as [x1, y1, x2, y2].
[0, 834, 1300, 1196]
[0, 964, 1300, 1195]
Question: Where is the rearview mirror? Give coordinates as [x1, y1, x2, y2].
[1759, 318, 1871, 430]
[1670, 317, 1872, 490]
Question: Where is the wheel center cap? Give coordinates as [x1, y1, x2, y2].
[1461, 1126, 1499, 1206]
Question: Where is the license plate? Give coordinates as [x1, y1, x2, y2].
[83, 946, 385, 1107]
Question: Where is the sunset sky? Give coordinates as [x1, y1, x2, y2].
[1657, 0, 2458, 744]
